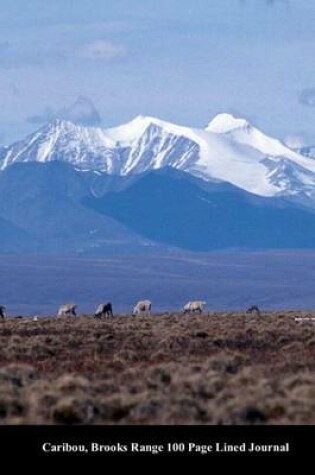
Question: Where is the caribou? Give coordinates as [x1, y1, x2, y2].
[132, 300, 152, 316]
[95, 303, 114, 319]
[246, 305, 261, 317]
[183, 301, 206, 314]
[0, 305, 6, 320]
[57, 304, 77, 318]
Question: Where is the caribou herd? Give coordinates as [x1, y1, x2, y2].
[0, 301, 263, 320]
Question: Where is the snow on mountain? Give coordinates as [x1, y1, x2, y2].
[205, 113, 315, 200]
[107, 115, 272, 196]
[206, 113, 250, 134]
[207, 113, 312, 167]
[0, 119, 131, 174]
[2, 113, 315, 204]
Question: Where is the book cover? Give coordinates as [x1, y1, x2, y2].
[0, 0, 313, 461]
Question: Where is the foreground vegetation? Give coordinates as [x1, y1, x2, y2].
[0, 312, 314, 424]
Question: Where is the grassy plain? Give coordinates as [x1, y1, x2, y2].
[0, 312, 314, 424]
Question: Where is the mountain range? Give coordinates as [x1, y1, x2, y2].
[1, 113, 315, 253]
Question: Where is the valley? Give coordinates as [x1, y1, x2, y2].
[1, 251, 315, 315]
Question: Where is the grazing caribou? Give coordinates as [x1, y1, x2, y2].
[57, 304, 77, 318]
[95, 303, 114, 319]
[132, 300, 152, 317]
[246, 305, 261, 317]
[182, 301, 206, 315]
[0, 305, 6, 320]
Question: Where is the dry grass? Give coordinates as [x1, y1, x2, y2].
[0, 311, 314, 424]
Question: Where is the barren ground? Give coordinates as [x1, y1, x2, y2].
[0, 312, 314, 424]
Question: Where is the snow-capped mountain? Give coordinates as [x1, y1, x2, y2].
[2, 113, 315, 204]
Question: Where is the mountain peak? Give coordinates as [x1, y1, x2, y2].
[206, 113, 251, 134]
[106, 115, 166, 146]
[126, 115, 166, 130]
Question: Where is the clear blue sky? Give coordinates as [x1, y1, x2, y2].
[1, 0, 315, 146]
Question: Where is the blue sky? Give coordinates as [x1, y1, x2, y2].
[1, 0, 315, 146]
